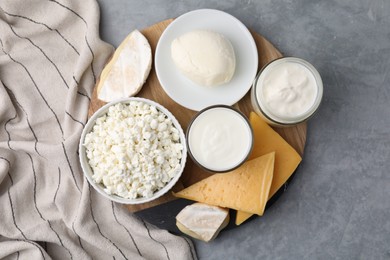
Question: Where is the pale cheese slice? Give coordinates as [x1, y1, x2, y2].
[235, 112, 302, 225]
[97, 30, 152, 102]
[174, 152, 275, 215]
[176, 203, 229, 242]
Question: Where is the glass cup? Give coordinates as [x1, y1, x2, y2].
[251, 57, 323, 127]
[186, 105, 253, 173]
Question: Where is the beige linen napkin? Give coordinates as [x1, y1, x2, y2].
[0, 0, 196, 259]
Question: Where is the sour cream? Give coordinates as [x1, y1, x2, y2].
[251, 57, 323, 126]
[187, 106, 253, 172]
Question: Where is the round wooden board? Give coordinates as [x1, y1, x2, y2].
[88, 19, 307, 212]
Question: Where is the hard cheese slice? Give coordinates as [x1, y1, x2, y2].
[174, 152, 275, 215]
[176, 203, 229, 242]
[235, 112, 302, 225]
[97, 30, 152, 102]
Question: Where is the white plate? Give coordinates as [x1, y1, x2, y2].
[155, 9, 258, 111]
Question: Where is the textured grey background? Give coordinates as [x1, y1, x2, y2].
[96, 0, 390, 259]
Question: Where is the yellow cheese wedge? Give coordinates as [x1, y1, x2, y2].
[97, 30, 152, 102]
[174, 152, 275, 215]
[235, 112, 302, 225]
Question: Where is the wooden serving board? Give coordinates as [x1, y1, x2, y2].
[88, 19, 307, 213]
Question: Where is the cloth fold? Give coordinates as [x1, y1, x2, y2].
[0, 0, 196, 259]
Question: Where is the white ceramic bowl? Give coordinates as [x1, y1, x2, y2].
[79, 97, 187, 204]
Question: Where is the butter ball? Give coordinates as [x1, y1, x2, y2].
[171, 30, 236, 87]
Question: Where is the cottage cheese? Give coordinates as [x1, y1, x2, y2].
[84, 101, 183, 199]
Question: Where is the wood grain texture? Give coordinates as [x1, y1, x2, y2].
[88, 19, 307, 212]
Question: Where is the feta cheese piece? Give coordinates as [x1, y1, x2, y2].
[176, 203, 230, 242]
[84, 101, 183, 199]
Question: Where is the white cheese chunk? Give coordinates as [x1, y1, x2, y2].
[97, 30, 152, 102]
[171, 30, 236, 87]
[176, 203, 229, 242]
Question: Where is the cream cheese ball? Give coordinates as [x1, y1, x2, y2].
[171, 30, 236, 87]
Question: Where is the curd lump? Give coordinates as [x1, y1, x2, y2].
[171, 30, 236, 86]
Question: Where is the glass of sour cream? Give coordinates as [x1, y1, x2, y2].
[251, 57, 323, 127]
[186, 105, 253, 173]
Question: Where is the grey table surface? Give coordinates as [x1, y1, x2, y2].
[96, 0, 390, 259]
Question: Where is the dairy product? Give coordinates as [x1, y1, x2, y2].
[97, 30, 152, 102]
[252, 57, 323, 126]
[235, 112, 302, 225]
[187, 106, 252, 172]
[83, 101, 183, 199]
[176, 203, 229, 242]
[171, 30, 235, 86]
[174, 152, 275, 215]
[260, 60, 316, 118]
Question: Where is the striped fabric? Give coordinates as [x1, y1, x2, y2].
[0, 0, 196, 259]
